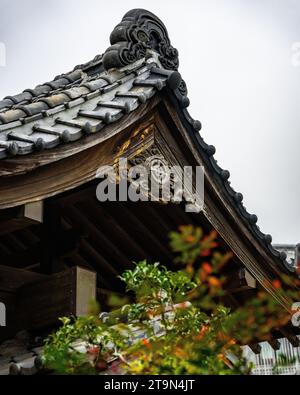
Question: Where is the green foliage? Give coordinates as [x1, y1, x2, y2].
[169, 225, 204, 264]
[43, 316, 101, 374]
[43, 225, 300, 375]
[43, 315, 128, 374]
[120, 260, 196, 304]
[273, 354, 297, 375]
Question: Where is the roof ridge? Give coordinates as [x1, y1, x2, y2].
[0, 53, 104, 114]
[0, 8, 294, 276]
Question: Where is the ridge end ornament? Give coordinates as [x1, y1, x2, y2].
[103, 9, 179, 71]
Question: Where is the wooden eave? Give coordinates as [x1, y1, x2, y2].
[0, 90, 297, 310]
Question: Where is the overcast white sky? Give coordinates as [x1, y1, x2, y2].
[0, 0, 299, 244]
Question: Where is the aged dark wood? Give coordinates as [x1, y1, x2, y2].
[248, 343, 262, 355]
[65, 204, 132, 271]
[0, 266, 96, 341]
[40, 199, 62, 274]
[268, 338, 281, 351]
[0, 204, 42, 236]
[225, 268, 257, 293]
[0, 97, 159, 180]
[153, 99, 296, 310]
[0, 246, 40, 269]
[0, 87, 297, 347]
[82, 199, 149, 260]
[278, 328, 300, 348]
[0, 265, 45, 292]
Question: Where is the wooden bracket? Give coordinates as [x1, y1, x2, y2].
[225, 268, 257, 293]
[0, 201, 43, 236]
[0, 266, 96, 341]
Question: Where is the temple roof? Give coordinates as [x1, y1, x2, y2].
[0, 9, 294, 275]
[0, 9, 182, 159]
[0, 54, 175, 158]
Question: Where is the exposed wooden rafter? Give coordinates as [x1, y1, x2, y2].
[0, 266, 96, 342]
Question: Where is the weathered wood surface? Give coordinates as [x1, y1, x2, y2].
[0, 91, 297, 342]
[0, 119, 156, 209]
[0, 96, 160, 178]
[0, 266, 96, 341]
[155, 99, 297, 310]
[0, 204, 42, 236]
[225, 268, 257, 293]
[0, 265, 45, 292]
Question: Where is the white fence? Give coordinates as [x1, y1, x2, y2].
[242, 337, 300, 375]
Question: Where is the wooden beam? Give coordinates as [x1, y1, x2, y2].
[65, 204, 132, 271]
[0, 244, 41, 268]
[279, 328, 300, 348]
[5, 233, 27, 251]
[163, 202, 197, 229]
[268, 338, 281, 351]
[248, 343, 262, 355]
[0, 101, 158, 205]
[15, 227, 39, 246]
[0, 301, 5, 327]
[79, 239, 119, 278]
[24, 201, 43, 223]
[0, 265, 45, 292]
[80, 199, 149, 260]
[64, 253, 93, 271]
[221, 292, 240, 310]
[0, 266, 96, 341]
[73, 266, 96, 317]
[40, 199, 62, 274]
[106, 202, 174, 263]
[58, 182, 99, 208]
[0, 203, 43, 236]
[64, 253, 115, 290]
[159, 98, 294, 309]
[0, 228, 83, 269]
[225, 268, 257, 293]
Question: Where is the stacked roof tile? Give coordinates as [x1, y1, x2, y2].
[0, 331, 43, 375]
[0, 9, 295, 274]
[0, 7, 298, 376]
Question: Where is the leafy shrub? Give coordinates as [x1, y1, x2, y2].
[43, 226, 300, 374]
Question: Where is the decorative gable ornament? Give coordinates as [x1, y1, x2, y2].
[103, 9, 179, 72]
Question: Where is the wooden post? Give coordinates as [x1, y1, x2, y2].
[279, 328, 300, 348]
[0, 266, 97, 341]
[248, 343, 262, 355]
[40, 199, 61, 274]
[0, 202, 43, 236]
[268, 339, 281, 351]
[0, 302, 5, 327]
[72, 266, 97, 316]
[24, 201, 43, 223]
[225, 268, 256, 293]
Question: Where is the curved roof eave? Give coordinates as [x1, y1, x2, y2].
[0, 8, 294, 275]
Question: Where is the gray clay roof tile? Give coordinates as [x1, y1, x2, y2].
[0, 7, 294, 280]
